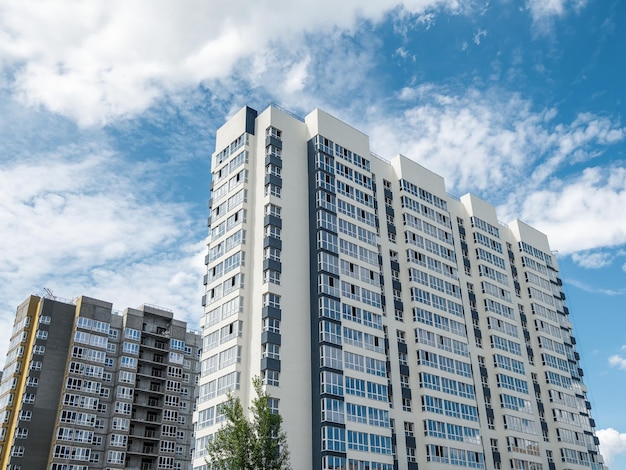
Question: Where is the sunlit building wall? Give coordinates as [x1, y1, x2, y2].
[0, 295, 200, 470]
[193, 104, 605, 470]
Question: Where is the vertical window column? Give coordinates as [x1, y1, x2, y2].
[261, 127, 283, 386]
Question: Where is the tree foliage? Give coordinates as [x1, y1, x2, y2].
[206, 377, 291, 470]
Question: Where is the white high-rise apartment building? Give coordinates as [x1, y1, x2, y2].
[193, 105, 605, 470]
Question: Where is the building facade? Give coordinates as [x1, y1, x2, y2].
[193, 104, 605, 470]
[0, 295, 200, 470]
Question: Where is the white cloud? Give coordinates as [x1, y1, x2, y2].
[392, 8, 439, 36]
[566, 279, 626, 297]
[0, 153, 186, 269]
[511, 166, 626, 253]
[530, 112, 625, 184]
[0, 0, 470, 126]
[283, 55, 311, 94]
[571, 251, 614, 269]
[525, 0, 587, 32]
[609, 355, 626, 370]
[395, 47, 410, 59]
[0, 141, 202, 352]
[473, 28, 488, 45]
[224, 32, 383, 118]
[354, 85, 626, 256]
[368, 87, 547, 193]
[597, 428, 626, 467]
[365, 86, 624, 199]
[416, 12, 437, 31]
[48, 242, 207, 330]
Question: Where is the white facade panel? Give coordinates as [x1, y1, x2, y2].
[194, 105, 605, 470]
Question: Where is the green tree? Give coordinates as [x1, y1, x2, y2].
[206, 377, 291, 470]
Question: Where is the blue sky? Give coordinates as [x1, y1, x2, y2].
[1, 0, 625, 466]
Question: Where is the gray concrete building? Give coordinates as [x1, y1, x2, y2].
[0, 295, 200, 470]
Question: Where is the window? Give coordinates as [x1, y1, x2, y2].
[162, 409, 179, 422]
[344, 351, 364, 372]
[110, 434, 127, 447]
[320, 371, 343, 396]
[169, 352, 184, 364]
[262, 343, 280, 360]
[400, 374, 410, 388]
[23, 393, 35, 404]
[264, 269, 281, 285]
[346, 402, 367, 423]
[124, 328, 140, 341]
[115, 401, 132, 415]
[107, 451, 125, 464]
[348, 430, 369, 451]
[266, 164, 281, 177]
[399, 352, 408, 366]
[265, 203, 281, 218]
[263, 293, 281, 308]
[366, 357, 386, 377]
[122, 341, 139, 355]
[369, 407, 390, 427]
[262, 318, 280, 334]
[321, 398, 345, 423]
[77, 316, 93, 330]
[52, 445, 69, 458]
[91, 320, 109, 334]
[345, 376, 366, 397]
[112, 417, 129, 430]
[64, 393, 80, 407]
[320, 345, 343, 370]
[264, 246, 281, 261]
[120, 356, 137, 369]
[220, 321, 243, 344]
[118, 370, 135, 384]
[369, 434, 392, 454]
[265, 184, 281, 198]
[219, 345, 241, 369]
[266, 126, 282, 139]
[367, 381, 388, 401]
[263, 370, 279, 386]
[402, 397, 412, 412]
[322, 426, 345, 452]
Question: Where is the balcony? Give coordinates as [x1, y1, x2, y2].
[136, 367, 165, 380]
[138, 353, 166, 365]
[133, 396, 162, 408]
[141, 326, 170, 337]
[134, 382, 164, 394]
[131, 411, 161, 423]
[129, 428, 161, 441]
[139, 339, 167, 351]
[126, 444, 156, 455]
